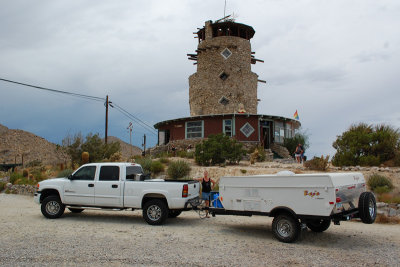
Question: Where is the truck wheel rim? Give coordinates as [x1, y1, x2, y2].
[369, 199, 375, 218]
[46, 201, 60, 215]
[277, 219, 292, 238]
[147, 205, 161, 221]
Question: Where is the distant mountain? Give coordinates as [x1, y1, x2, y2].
[106, 136, 142, 158]
[0, 124, 68, 165]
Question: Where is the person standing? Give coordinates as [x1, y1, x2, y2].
[294, 143, 304, 163]
[195, 170, 216, 218]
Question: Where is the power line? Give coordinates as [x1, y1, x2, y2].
[1, 77, 157, 135]
[112, 103, 157, 135]
[0, 77, 105, 102]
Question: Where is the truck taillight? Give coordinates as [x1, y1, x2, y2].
[182, 184, 188, 198]
[336, 197, 342, 203]
[36, 183, 40, 192]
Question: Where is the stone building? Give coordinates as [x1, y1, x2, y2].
[154, 19, 300, 151]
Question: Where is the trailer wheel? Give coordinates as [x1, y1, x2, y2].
[272, 214, 301, 243]
[168, 210, 182, 218]
[306, 219, 331, 232]
[143, 199, 168, 225]
[358, 192, 376, 224]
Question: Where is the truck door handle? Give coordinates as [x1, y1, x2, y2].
[112, 184, 118, 188]
[88, 184, 94, 187]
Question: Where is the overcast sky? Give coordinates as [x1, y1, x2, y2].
[1, 0, 399, 158]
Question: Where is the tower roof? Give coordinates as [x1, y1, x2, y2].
[196, 21, 255, 42]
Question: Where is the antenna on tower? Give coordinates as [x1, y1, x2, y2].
[224, 0, 226, 18]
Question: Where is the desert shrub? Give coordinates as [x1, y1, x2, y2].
[135, 157, 152, 174]
[377, 193, 400, 204]
[374, 186, 392, 194]
[167, 160, 191, 179]
[10, 172, 23, 184]
[159, 157, 170, 164]
[304, 155, 330, 171]
[195, 134, 245, 166]
[26, 160, 42, 167]
[109, 152, 123, 162]
[240, 169, 247, 174]
[31, 169, 46, 181]
[0, 182, 6, 191]
[57, 169, 74, 178]
[22, 169, 29, 177]
[367, 174, 393, 192]
[150, 160, 165, 174]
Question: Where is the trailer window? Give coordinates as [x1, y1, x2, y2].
[99, 166, 120, 181]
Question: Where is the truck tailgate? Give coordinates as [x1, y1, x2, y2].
[187, 181, 200, 198]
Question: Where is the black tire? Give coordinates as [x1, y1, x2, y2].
[358, 191, 377, 224]
[272, 214, 301, 243]
[143, 199, 168, 225]
[306, 219, 331, 232]
[168, 210, 182, 218]
[68, 208, 84, 213]
[41, 195, 65, 219]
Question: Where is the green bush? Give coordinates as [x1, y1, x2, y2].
[57, 169, 74, 178]
[283, 130, 310, 156]
[195, 134, 245, 166]
[167, 160, 191, 179]
[135, 157, 152, 174]
[304, 155, 330, 171]
[31, 169, 46, 182]
[150, 160, 165, 174]
[332, 123, 400, 166]
[240, 169, 247, 174]
[367, 174, 394, 192]
[10, 172, 23, 184]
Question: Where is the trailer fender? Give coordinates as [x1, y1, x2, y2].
[269, 206, 297, 219]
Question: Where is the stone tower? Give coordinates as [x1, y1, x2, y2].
[188, 19, 263, 116]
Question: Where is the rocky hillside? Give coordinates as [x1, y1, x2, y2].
[107, 136, 142, 159]
[0, 124, 68, 165]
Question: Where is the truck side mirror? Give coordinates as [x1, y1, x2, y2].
[68, 174, 74, 180]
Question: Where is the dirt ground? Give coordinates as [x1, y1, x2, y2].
[0, 194, 399, 266]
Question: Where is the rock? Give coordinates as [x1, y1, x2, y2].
[388, 208, 397, 217]
[376, 202, 387, 208]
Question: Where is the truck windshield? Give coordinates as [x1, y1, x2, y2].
[126, 166, 144, 181]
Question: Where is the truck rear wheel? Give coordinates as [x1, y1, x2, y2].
[306, 219, 331, 232]
[358, 192, 376, 224]
[143, 199, 168, 225]
[272, 214, 301, 243]
[41, 195, 65, 219]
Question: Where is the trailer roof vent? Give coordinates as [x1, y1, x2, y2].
[276, 170, 295, 176]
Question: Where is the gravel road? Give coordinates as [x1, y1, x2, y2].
[1, 194, 399, 266]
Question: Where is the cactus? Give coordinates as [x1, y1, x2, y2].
[22, 169, 29, 178]
[81, 152, 89, 164]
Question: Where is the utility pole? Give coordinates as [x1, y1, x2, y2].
[105, 95, 109, 144]
[127, 122, 133, 158]
[143, 134, 146, 156]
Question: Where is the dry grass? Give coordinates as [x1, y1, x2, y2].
[375, 214, 400, 224]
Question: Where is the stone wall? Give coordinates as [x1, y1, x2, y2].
[189, 35, 258, 116]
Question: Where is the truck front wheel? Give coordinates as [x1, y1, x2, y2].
[306, 219, 331, 232]
[272, 214, 301, 243]
[358, 192, 377, 224]
[143, 199, 168, 225]
[41, 195, 65, 219]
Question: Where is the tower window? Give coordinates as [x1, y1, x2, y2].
[219, 96, 230, 106]
[219, 72, 229, 81]
[221, 48, 232, 59]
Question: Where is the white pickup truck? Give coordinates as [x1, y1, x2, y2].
[209, 171, 377, 243]
[34, 162, 200, 225]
